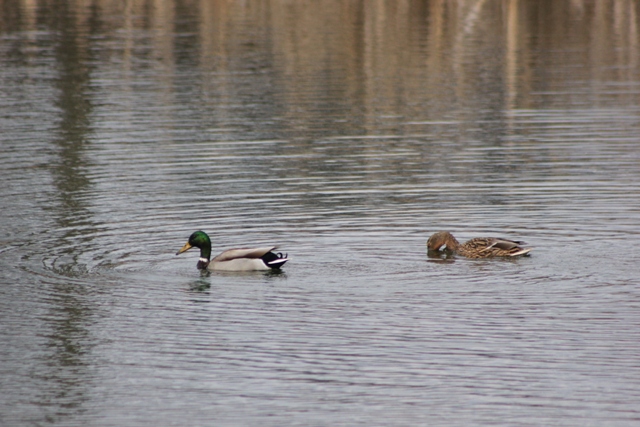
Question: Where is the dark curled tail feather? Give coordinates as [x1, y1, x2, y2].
[261, 251, 289, 269]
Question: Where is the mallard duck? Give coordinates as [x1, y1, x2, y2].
[176, 230, 288, 271]
[427, 231, 531, 258]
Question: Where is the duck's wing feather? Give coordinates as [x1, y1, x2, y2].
[485, 238, 524, 251]
[485, 238, 532, 256]
[212, 247, 278, 262]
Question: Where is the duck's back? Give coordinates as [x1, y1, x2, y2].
[459, 237, 531, 258]
[210, 247, 286, 271]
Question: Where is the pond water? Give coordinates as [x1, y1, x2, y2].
[1, 1, 640, 425]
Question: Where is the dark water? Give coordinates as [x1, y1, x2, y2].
[2, 1, 640, 425]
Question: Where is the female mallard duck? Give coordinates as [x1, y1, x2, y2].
[176, 230, 288, 271]
[427, 231, 531, 258]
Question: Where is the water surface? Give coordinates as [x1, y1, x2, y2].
[1, 1, 640, 425]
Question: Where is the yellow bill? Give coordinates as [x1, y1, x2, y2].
[176, 242, 193, 255]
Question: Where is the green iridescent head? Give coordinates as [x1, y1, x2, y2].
[176, 230, 212, 269]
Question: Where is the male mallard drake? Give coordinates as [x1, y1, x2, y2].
[176, 230, 288, 271]
[427, 231, 531, 258]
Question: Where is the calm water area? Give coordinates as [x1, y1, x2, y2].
[2, 0, 640, 425]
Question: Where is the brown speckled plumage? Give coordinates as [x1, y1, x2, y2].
[427, 231, 532, 258]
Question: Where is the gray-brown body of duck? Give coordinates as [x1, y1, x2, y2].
[427, 231, 531, 258]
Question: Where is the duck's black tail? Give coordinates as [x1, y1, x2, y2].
[262, 251, 289, 269]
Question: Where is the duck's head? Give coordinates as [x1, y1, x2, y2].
[427, 231, 454, 251]
[176, 230, 212, 270]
